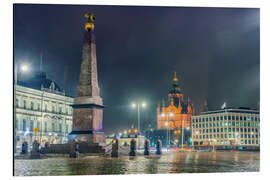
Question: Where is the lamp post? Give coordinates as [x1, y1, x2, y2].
[131, 101, 146, 149]
[162, 112, 174, 150]
[14, 63, 29, 153]
[195, 131, 200, 150]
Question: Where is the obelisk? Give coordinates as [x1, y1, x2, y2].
[69, 13, 105, 145]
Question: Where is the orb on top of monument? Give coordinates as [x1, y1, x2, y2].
[84, 12, 95, 31]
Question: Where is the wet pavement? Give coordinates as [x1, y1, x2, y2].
[14, 151, 259, 176]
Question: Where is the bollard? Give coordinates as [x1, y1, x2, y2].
[69, 139, 77, 158]
[155, 140, 162, 155]
[30, 140, 40, 159]
[144, 139, 150, 155]
[45, 142, 49, 149]
[129, 139, 136, 156]
[111, 138, 119, 157]
[21, 141, 28, 154]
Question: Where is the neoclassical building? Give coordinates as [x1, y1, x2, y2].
[14, 72, 73, 150]
[157, 72, 194, 130]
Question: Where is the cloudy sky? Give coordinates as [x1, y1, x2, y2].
[14, 4, 260, 134]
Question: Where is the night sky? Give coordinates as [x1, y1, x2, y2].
[14, 4, 260, 134]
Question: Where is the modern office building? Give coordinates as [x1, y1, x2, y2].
[14, 72, 74, 151]
[191, 108, 260, 148]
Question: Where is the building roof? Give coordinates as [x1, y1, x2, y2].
[199, 107, 259, 115]
[17, 72, 72, 97]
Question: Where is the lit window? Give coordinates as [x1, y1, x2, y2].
[236, 122, 239, 126]
[241, 122, 243, 127]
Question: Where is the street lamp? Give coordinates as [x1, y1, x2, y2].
[131, 101, 146, 149]
[14, 63, 30, 153]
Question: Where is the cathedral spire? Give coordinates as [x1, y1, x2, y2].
[173, 71, 179, 84]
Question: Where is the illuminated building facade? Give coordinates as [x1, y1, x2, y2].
[157, 72, 194, 130]
[14, 72, 73, 151]
[191, 108, 260, 148]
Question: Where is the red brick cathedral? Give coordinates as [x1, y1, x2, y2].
[157, 72, 194, 130]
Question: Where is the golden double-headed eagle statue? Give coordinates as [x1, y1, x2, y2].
[84, 13, 95, 31]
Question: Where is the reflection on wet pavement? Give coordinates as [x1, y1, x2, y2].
[14, 151, 259, 176]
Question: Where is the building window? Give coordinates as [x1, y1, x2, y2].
[229, 128, 231, 132]
[213, 117, 215, 121]
[15, 118, 18, 129]
[241, 122, 243, 127]
[216, 117, 219, 121]
[248, 123, 251, 127]
[30, 101, 34, 110]
[232, 116, 235, 120]
[221, 134, 223, 138]
[37, 121, 40, 131]
[66, 107, 68, 115]
[236, 116, 239, 120]
[244, 116, 246, 120]
[232, 122, 235, 126]
[52, 122, 55, 132]
[217, 122, 219, 127]
[228, 122, 231, 126]
[59, 107, 62, 114]
[23, 119, 26, 131]
[225, 128, 227, 132]
[247, 117, 251, 121]
[45, 122, 47, 133]
[65, 125, 68, 134]
[16, 98, 19, 107]
[30, 120, 33, 132]
[251, 117, 254, 121]
[228, 116, 231, 120]
[240, 116, 243, 120]
[45, 104, 47, 112]
[23, 99, 27, 109]
[52, 105, 55, 113]
[236, 122, 239, 126]
[224, 116, 227, 120]
[220, 116, 223, 120]
[209, 117, 211, 121]
[221, 128, 223, 132]
[38, 103, 40, 111]
[59, 123, 62, 133]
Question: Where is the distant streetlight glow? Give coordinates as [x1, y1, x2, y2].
[20, 64, 29, 72]
[132, 103, 136, 108]
[169, 112, 174, 117]
[142, 102, 146, 107]
[161, 113, 165, 117]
